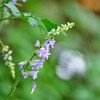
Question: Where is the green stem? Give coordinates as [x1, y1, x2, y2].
[0, 16, 17, 21]
[0, 15, 33, 22]
[5, 52, 36, 100]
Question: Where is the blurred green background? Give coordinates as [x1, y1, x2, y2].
[0, 0, 100, 100]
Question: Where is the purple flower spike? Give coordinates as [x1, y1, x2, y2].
[44, 38, 55, 49]
[38, 47, 51, 60]
[29, 71, 38, 79]
[30, 60, 43, 70]
[31, 82, 36, 94]
[44, 40, 51, 49]
[34, 40, 40, 47]
[22, 71, 28, 79]
[18, 61, 26, 70]
[50, 38, 56, 48]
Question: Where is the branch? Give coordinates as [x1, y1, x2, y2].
[5, 52, 36, 100]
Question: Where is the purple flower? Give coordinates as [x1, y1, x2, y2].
[30, 60, 43, 69]
[22, 71, 28, 79]
[49, 38, 56, 48]
[44, 40, 50, 49]
[12, 0, 17, 2]
[38, 47, 51, 60]
[22, 0, 26, 2]
[50, 29, 55, 33]
[31, 82, 36, 94]
[44, 38, 55, 49]
[18, 61, 26, 70]
[29, 71, 38, 79]
[34, 40, 40, 47]
[12, 0, 26, 3]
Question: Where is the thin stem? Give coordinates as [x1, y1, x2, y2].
[0, 16, 17, 21]
[0, 15, 34, 22]
[5, 52, 36, 100]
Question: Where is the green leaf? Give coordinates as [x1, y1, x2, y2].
[5, 0, 10, 3]
[20, 13, 38, 27]
[4, 9, 11, 16]
[41, 19, 58, 32]
[5, 2, 20, 17]
[28, 17, 37, 27]
[4, 2, 38, 27]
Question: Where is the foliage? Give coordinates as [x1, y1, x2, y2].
[0, 0, 100, 100]
[0, 0, 74, 99]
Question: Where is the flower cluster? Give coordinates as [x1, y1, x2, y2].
[12, 0, 26, 3]
[1, 45, 15, 78]
[18, 38, 55, 93]
[18, 22, 75, 93]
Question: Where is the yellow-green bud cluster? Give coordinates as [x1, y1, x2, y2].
[1, 45, 15, 78]
[47, 22, 75, 36]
